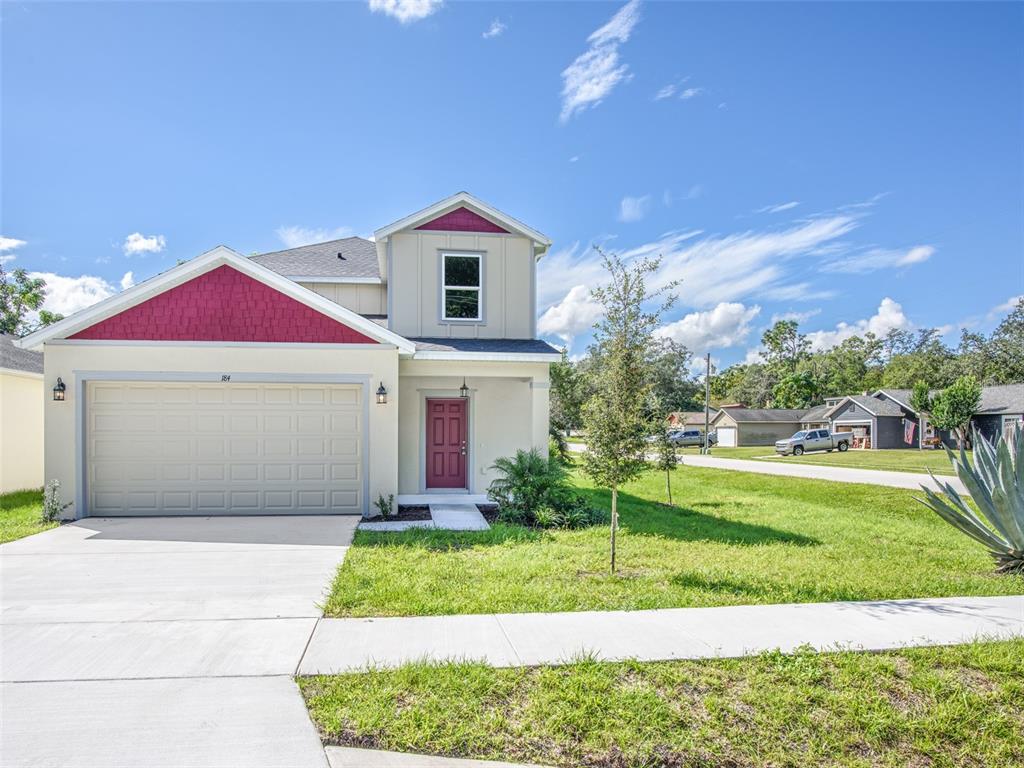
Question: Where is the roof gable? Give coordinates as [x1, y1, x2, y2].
[69, 265, 379, 344]
[374, 192, 551, 253]
[16, 245, 416, 353]
[415, 206, 509, 234]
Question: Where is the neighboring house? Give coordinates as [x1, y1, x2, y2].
[0, 334, 44, 493]
[16, 192, 560, 519]
[666, 411, 710, 429]
[874, 385, 1024, 446]
[799, 397, 844, 431]
[710, 407, 807, 446]
[823, 394, 915, 450]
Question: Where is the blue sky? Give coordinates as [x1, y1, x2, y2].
[2, 0, 1022, 366]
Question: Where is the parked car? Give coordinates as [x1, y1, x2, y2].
[775, 428, 853, 456]
[647, 429, 714, 448]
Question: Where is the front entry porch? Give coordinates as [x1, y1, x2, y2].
[397, 359, 550, 495]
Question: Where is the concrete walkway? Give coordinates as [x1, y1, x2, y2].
[567, 442, 967, 493]
[1, 516, 357, 768]
[300, 595, 1023, 673]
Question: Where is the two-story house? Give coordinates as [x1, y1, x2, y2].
[18, 193, 560, 519]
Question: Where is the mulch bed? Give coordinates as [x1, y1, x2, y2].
[378, 505, 432, 522]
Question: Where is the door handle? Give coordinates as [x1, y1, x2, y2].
[460, 440, 467, 456]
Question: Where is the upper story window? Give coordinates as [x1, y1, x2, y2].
[441, 252, 482, 321]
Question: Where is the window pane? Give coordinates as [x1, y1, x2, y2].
[445, 255, 480, 287]
[445, 289, 479, 319]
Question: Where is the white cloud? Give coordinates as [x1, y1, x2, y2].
[679, 87, 702, 100]
[27, 272, 116, 317]
[805, 297, 911, 350]
[756, 201, 800, 214]
[559, 0, 641, 122]
[538, 284, 604, 344]
[482, 18, 505, 38]
[770, 308, 821, 325]
[655, 302, 761, 354]
[823, 244, 935, 274]
[654, 83, 676, 100]
[991, 294, 1023, 316]
[122, 232, 166, 256]
[120, 271, 135, 290]
[618, 194, 651, 223]
[368, 0, 441, 23]
[0, 236, 27, 253]
[275, 225, 353, 249]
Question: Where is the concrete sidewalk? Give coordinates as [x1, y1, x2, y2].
[566, 442, 966, 493]
[299, 595, 1023, 673]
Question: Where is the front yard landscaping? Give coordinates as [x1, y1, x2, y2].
[301, 638, 1024, 768]
[0, 489, 53, 544]
[324, 466, 1022, 618]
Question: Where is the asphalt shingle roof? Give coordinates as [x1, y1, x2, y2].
[800, 404, 832, 422]
[0, 334, 43, 374]
[251, 237, 380, 280]
[843, 394, 907, 417]
[976, 383, 1024, 415]
[410, 337, 560, 355]
[718, 408, 807, 423]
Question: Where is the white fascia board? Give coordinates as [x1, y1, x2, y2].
[411, 350, 561, 363]
[373, 192, 552, 248]
[16, 244, 416, 354]
[288, 276, 382, 285]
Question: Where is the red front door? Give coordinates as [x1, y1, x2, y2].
[426, 399, 467, 489]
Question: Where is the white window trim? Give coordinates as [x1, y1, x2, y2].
[440, 251, 483, 323]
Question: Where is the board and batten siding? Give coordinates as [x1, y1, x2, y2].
[298, 282, 386, 317]
[387, 231, 534, 339]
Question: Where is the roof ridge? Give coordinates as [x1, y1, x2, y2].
[252, 236, 373, 258]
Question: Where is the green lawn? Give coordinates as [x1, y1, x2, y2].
[301, 640, 1024, 768]
[323, 466, 1021, 618]
[697, 446, 967, 476]
[0, 489, 53, 544]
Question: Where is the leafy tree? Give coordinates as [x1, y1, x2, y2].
[909, 380, 932, 450]
[646, 337, 700, 415]
[0, 264, 62, 335]
[930, 375, 982, 448]
[760, 320, 809, 372]
[771, 370, 821, 409]
[582, 248, 675, 573]
[549, 349, 589, 436]
[654, 424, 678, 506]
[988, 298, 1024, 384]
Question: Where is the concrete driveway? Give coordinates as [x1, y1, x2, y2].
[1, 515, 356, 768]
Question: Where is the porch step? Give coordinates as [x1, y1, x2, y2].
[428, 504, 490, 531]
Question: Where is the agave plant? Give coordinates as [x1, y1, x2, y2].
[917, 423, 1024, 574]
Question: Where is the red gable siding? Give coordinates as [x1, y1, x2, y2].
[69, 265, 379, 344]
[415, 206, 509, 234]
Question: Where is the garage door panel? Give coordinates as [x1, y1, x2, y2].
[86, 382, 363, 516]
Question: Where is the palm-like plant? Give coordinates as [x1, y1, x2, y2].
[488, 449, 566, 514]
[917, 423, 1024, 574]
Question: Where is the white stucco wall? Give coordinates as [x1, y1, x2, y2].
[0, 369, 45, 493]
[397, 360, 550, 494]
[43, 342, 399, 519]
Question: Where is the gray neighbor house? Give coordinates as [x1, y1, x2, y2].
[712, 384, 1024, 449]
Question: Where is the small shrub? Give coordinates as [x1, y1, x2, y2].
[40, 479, 71, 523]
[371, 493, 394, 519]
[548, 427, 571, 465]
[488, 449, 604, 530]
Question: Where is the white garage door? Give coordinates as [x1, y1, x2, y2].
[86, 381, 364, 516]
[717, 426, 737, 447]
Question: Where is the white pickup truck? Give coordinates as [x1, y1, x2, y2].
[775, 428, 853, 456]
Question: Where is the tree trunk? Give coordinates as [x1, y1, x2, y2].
[610, 486, 618, 574]
[665, 469, 672, 506]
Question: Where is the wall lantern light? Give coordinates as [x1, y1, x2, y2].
[375, 382, 387, 405]
[459, 378, 470, 399]
[53, 377, 67, 402]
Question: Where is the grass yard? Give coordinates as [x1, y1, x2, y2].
[0, 489, 53, 544]
[301, 639, 1024, 768]
[323, 466, 1021, 618]
[697, 446, 968, 476]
